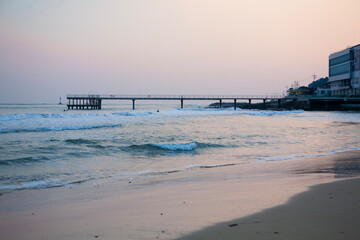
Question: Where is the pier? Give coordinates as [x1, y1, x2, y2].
[67, 94, 360, 111]
[66, 94, 285, 110]
[66, 94, 360, 111]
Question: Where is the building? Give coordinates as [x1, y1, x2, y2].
[314, 87, 331, 96]
[328, 44, 360, 96]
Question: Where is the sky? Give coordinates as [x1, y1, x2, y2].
[0, 0, 359, 103]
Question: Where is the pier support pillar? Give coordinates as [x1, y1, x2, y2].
[292, 98, 296, 110]
[325, 100, 329, 111]
[308, 99, 312, 110]
[248, 99, 251, 109]
[278, 99, 281, 108]
[219, 99, 222, 108]
[181, 99, 184, 109]
[263, 99, 266, 109]
[132, 99, 135, 110]
[234, 99, 237, 110]
[98, 99, 102, 110]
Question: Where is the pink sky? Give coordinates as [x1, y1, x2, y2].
[0, 0, 359, 103]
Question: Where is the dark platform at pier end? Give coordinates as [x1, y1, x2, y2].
[67, 95, 102, 109]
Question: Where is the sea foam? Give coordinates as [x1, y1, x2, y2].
[0, 123, 122, 134]
[257, 147, 360, 162]
[152, 142, 197, 151]
[123, 141, 227, 153]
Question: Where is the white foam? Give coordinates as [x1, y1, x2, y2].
[257, 147, 360, 162]
[158, 108, 304, 118]
[153, 142, 197, 151]
[0, 123, 122, 134]
[0, 108, 307, 134]
[112, 112, 153, 117]
[258, 154, 311, 162]
[0, 112, 105, 121]
[0, 179, 63, 191]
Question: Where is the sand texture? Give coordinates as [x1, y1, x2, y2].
[178, 177, 360, 240]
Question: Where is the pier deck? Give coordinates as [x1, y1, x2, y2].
[66, 94, 360, 110]
[66, 94, 284, 110]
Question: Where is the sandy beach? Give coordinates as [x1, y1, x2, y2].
[0, 150, 360, 240]
[178, 177, 360, 240]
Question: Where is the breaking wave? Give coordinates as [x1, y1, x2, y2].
[0, 109, 306, 135]
[237, 109, 304, 116]
[123, 141, 225, 153]
[0, 111, 153, 122]
[0, 123, 122, 134]
[0, 113, 105, 122]
[153, 142, 197, 151]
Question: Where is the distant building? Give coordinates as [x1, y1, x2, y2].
[314, 87, 331, 96]
[308, 77, 330, 96]
[288, 86, 311, 96]
[328, 44, 360, 96]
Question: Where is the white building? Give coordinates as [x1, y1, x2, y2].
[328, 44, 360, 96]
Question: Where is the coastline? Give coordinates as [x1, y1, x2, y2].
[0, 150, 359, 240]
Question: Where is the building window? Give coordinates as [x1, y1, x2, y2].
[341, 79, 350, 87]
[329, 63, 350, 76]
[329, 53, 351, 67]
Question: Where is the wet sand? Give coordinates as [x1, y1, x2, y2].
[178, 177, 360, 240]
[0, 150, 359, 240]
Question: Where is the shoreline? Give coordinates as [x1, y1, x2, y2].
[0, 150, 359, 239]
[1, 146, 360, 196]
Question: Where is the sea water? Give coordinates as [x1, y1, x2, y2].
[1, 102, 360, 194]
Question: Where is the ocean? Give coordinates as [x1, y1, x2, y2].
[1, 102, 360, 194]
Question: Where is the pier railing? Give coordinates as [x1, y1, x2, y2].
[66, 94, 289, 110]
[66, 94, 285, 100]
[66, 94, 360, 110]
